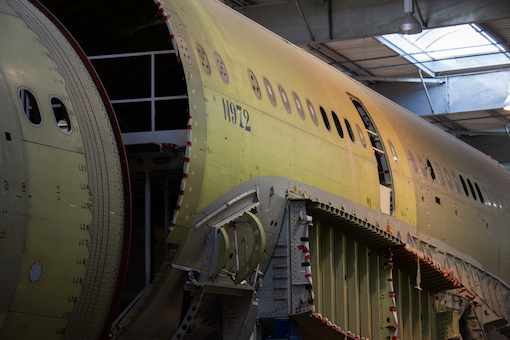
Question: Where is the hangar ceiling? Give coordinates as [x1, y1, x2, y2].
[37, 0, 510, 165]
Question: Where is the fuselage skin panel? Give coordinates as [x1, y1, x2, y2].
[159, 0, 510, 285]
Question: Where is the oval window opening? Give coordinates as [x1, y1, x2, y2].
[345, 119, 355, 142]
[459, 175, 469, 197]
[443, 167, 452, 190]
[388, 139, 398, 163]
[426, 159, 436, 181]
[408, 151, 418, 173]
[320, 107, 331, 131]
[214, 52, 229, 84]
[475, 183, 484, 203]
[247, 69, 262, 100]
[279, 85, 291, 113]
[263, 77, 277, 107]
[19, 88, 42, 126]
[196, 43, 211, 76]
[452, 171, 461, 194]
[293, 92, 306, 121]
[306, 99, 319, 127]
[51, 97, 72, 133]
[416, 155, 427, 178]
[332, 111, 343, 138]
[356, 123, 367, 148]
[467, 178, 477, 201]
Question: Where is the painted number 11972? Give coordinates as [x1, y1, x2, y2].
[222, 98, 251, 132]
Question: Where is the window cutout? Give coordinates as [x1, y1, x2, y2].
[388, 140, 398, 163]
[320, 107, 331, 131]
[247, 69, 261, 100]
[19, 88, 42, 126]
[345, 119, 355, 142]
[426, 159, 436, 180]
[443, 167, 452, 190]
[176, 34, 193, 67]
[356, 123, 366, 148]
[467, 179, 477, 201]
[459, 175, 469, 197]
[331, 111, 344, 138]
[434, 163, 443, 185]
[416, 155, 427, 178]
[278, 85, 291, 113]
[214, 52, 229, 84]
[292, 92, 305, 121]
[51, 97, 72, 133]
[306, 99, 319, 127]
[452, 171, 461, 194]
[263, 77, 277, 107]
[196, 43, 211, 75]
[408, 151, 418, 173]
[475, 183, 484, 203]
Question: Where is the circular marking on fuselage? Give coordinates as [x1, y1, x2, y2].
[29, 262, 42, 282]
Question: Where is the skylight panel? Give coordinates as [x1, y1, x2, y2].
[377, 24, 510, 75]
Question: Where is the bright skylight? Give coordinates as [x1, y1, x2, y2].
[377, 24, 510, 76]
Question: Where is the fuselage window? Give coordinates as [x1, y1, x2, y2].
[452, 171, 461, 193]
[50, 97, 72, 133]
[459, 175, 469, 197]
[443, 166, 452, 190]
[466, 178, 477, 200]
[434, 163, 443, 185]
[19, 87, 42, 126]
[344, 119, 355, 142]
[426, 159, 436, 181]
[388, 139, 398, 163]
[196, 43, 211, 76]
[279, 84, 291, 113]
[293, 92, 306, 121]
[408, 151, 418, 173]
[416, 155, 427, 178]
[247, 69, 261, 100]
[213, 52, 229, 84]
[176, 34, 193, 67]
[475, 183, 484, 203]
[320, 107, 331, 131]
[332, 111, 344, 138]
[356, 124, 367, 148]
[263, 77, 277, 107]
[306, 99, 319, 127]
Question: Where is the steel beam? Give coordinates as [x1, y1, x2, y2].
[369, 70, 510, 116]
[234, 0, 510, 44]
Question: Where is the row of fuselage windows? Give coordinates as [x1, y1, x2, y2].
[18, 87, 72, 133]
[246, 67, 506, 213]
[247, 68, 368, 146]
[407, 151, 508, 212]
[193, 44, 507, 213]
[192, 42, 367, 147]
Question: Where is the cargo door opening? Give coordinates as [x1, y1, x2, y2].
[91, 50, 189, 312]
[350, 97, 394, 215]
